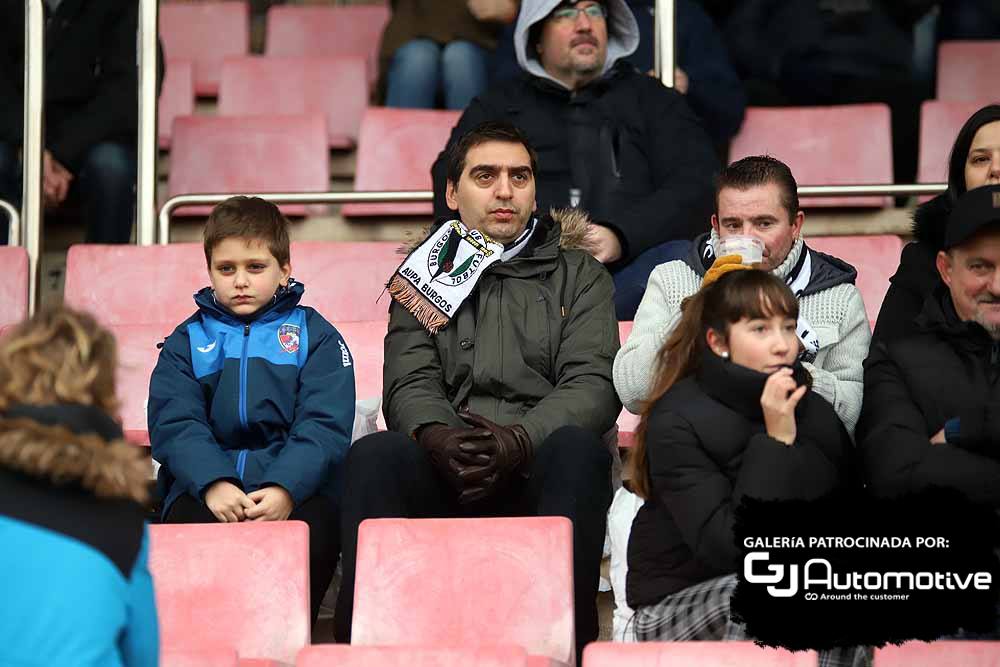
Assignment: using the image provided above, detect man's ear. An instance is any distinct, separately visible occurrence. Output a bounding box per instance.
[445,180,459,211]
[710,214,721,234]
[791,210,805,238]
[705,327,728,357]
[936,250,954,288]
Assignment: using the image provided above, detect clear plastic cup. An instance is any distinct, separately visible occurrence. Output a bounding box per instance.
[717,235,764,265]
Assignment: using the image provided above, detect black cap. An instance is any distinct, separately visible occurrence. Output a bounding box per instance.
[945,184,1000,249]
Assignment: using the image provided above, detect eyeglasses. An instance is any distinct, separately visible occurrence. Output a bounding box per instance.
[550,4,607,22]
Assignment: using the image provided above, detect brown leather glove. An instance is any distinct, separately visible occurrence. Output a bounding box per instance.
[701,254,753,287]
[416,423,494,496]
[457,412,533,502]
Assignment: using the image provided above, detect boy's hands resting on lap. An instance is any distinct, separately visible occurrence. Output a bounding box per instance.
[204,480,256,523]
[246,486,294,521]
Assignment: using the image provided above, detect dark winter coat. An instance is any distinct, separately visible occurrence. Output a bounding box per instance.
[626,350,853,608]
[0,0,154,171]
[149,282,356,516]
[859,286,1000,505]
[383,210,621,447]
[430,64,718,266]
[0,406,157,666]
[871,194,949,345]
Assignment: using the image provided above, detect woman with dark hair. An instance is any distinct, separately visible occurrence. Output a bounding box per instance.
[872,103,1000,344]
[0,306,158,666]
[625,269,856,661]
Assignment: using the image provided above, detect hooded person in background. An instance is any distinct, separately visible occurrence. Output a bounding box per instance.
[432,0,719,320]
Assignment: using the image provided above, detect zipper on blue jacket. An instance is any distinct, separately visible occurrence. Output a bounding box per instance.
[237,323,251,479]
[236,449,248,480]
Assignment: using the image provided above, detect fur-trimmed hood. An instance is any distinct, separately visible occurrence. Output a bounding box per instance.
[911,193,951,251]
[403,207,600,256]
[0,417,150,505]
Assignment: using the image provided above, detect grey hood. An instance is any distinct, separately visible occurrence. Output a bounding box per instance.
[514,0,640,88]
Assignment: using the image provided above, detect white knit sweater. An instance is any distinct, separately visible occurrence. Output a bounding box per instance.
[613,236,871,434]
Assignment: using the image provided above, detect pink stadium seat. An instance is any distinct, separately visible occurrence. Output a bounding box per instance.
[115,324,174,445]
[265,4,390,87]
[582,642,817,666]
[936,41,1000,103]
[807,235,903,326]
[730,105,894,207]
[168,114,329,217]
[149,521,310,665]
[160,2,249,97]
[219,56,368,149]
[159,60,194,149]
[296,645,529,667]
[918,100,988,184]
[0,246,28,328]
[342,107,461,218]
[162,648,238,667]
[352,517,576,666]
[875,641,1000,666]
[616,321,638,446]
[337,320,388,402]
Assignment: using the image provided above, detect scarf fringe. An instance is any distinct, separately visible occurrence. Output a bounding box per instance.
[387,273,449,334]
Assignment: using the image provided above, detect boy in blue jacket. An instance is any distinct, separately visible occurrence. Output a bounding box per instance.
[149,196,355,625]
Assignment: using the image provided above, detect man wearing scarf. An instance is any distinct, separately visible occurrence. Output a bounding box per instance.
[615,155,871,436]
[334,121,621,659]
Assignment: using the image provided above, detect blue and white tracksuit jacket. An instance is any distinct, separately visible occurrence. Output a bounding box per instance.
[149,281,355,516]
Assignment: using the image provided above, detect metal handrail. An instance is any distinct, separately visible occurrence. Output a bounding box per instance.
[23,0,44,314]
[136,0,158,246]
[0,199,20,247]
[157,183,948,244]
[655,0,676,88]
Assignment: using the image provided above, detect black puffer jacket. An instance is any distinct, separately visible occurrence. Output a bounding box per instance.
[430,64,718,265]
[871,194,950,345]
[626,351,853,608]
[859,286,1000,505]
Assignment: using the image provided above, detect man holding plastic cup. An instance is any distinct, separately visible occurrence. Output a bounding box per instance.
[613,155,871,435]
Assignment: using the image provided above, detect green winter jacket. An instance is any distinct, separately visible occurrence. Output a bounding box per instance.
[384,210,622,448]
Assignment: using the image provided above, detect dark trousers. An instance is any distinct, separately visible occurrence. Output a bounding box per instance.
[0,140,136,244]
[163,493,341,626]
[333,426,613,660]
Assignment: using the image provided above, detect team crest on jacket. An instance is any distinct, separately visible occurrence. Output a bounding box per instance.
[277,324,300,353]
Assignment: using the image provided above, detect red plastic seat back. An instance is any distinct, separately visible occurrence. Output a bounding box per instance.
[114,323,178,445]
[582,641,817,667]
[807,235,902,325]
[219,56,368,149]
[937,41,1000,102]
[65,244,208,327]
[160,2,249,96]
[337,321,388,407]
[162,648,239,667]
[297,645,529,667]
[0,246,28,328]
[160,60,194,149]
[918,100,988,184]
[730,105,894,207]
[875,640,1000,666]
[149,522,310,664]
[343,108,460,217]
[292,241,399,322]
[352,517,575,665]
[265,5,390,87]
[168,114,329,217]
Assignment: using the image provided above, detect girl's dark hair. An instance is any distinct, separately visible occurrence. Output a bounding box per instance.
[627,270,800,500]
[947,104,1000,204]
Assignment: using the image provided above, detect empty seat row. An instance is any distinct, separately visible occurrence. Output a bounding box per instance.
[159,100,984,222]
[149,518,1000,666]
[159,2,389,97]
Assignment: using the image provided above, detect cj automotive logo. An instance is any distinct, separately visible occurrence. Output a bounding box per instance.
[744,551,992,600]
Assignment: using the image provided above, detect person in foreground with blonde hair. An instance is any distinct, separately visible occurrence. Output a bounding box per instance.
[0,306,159,666]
